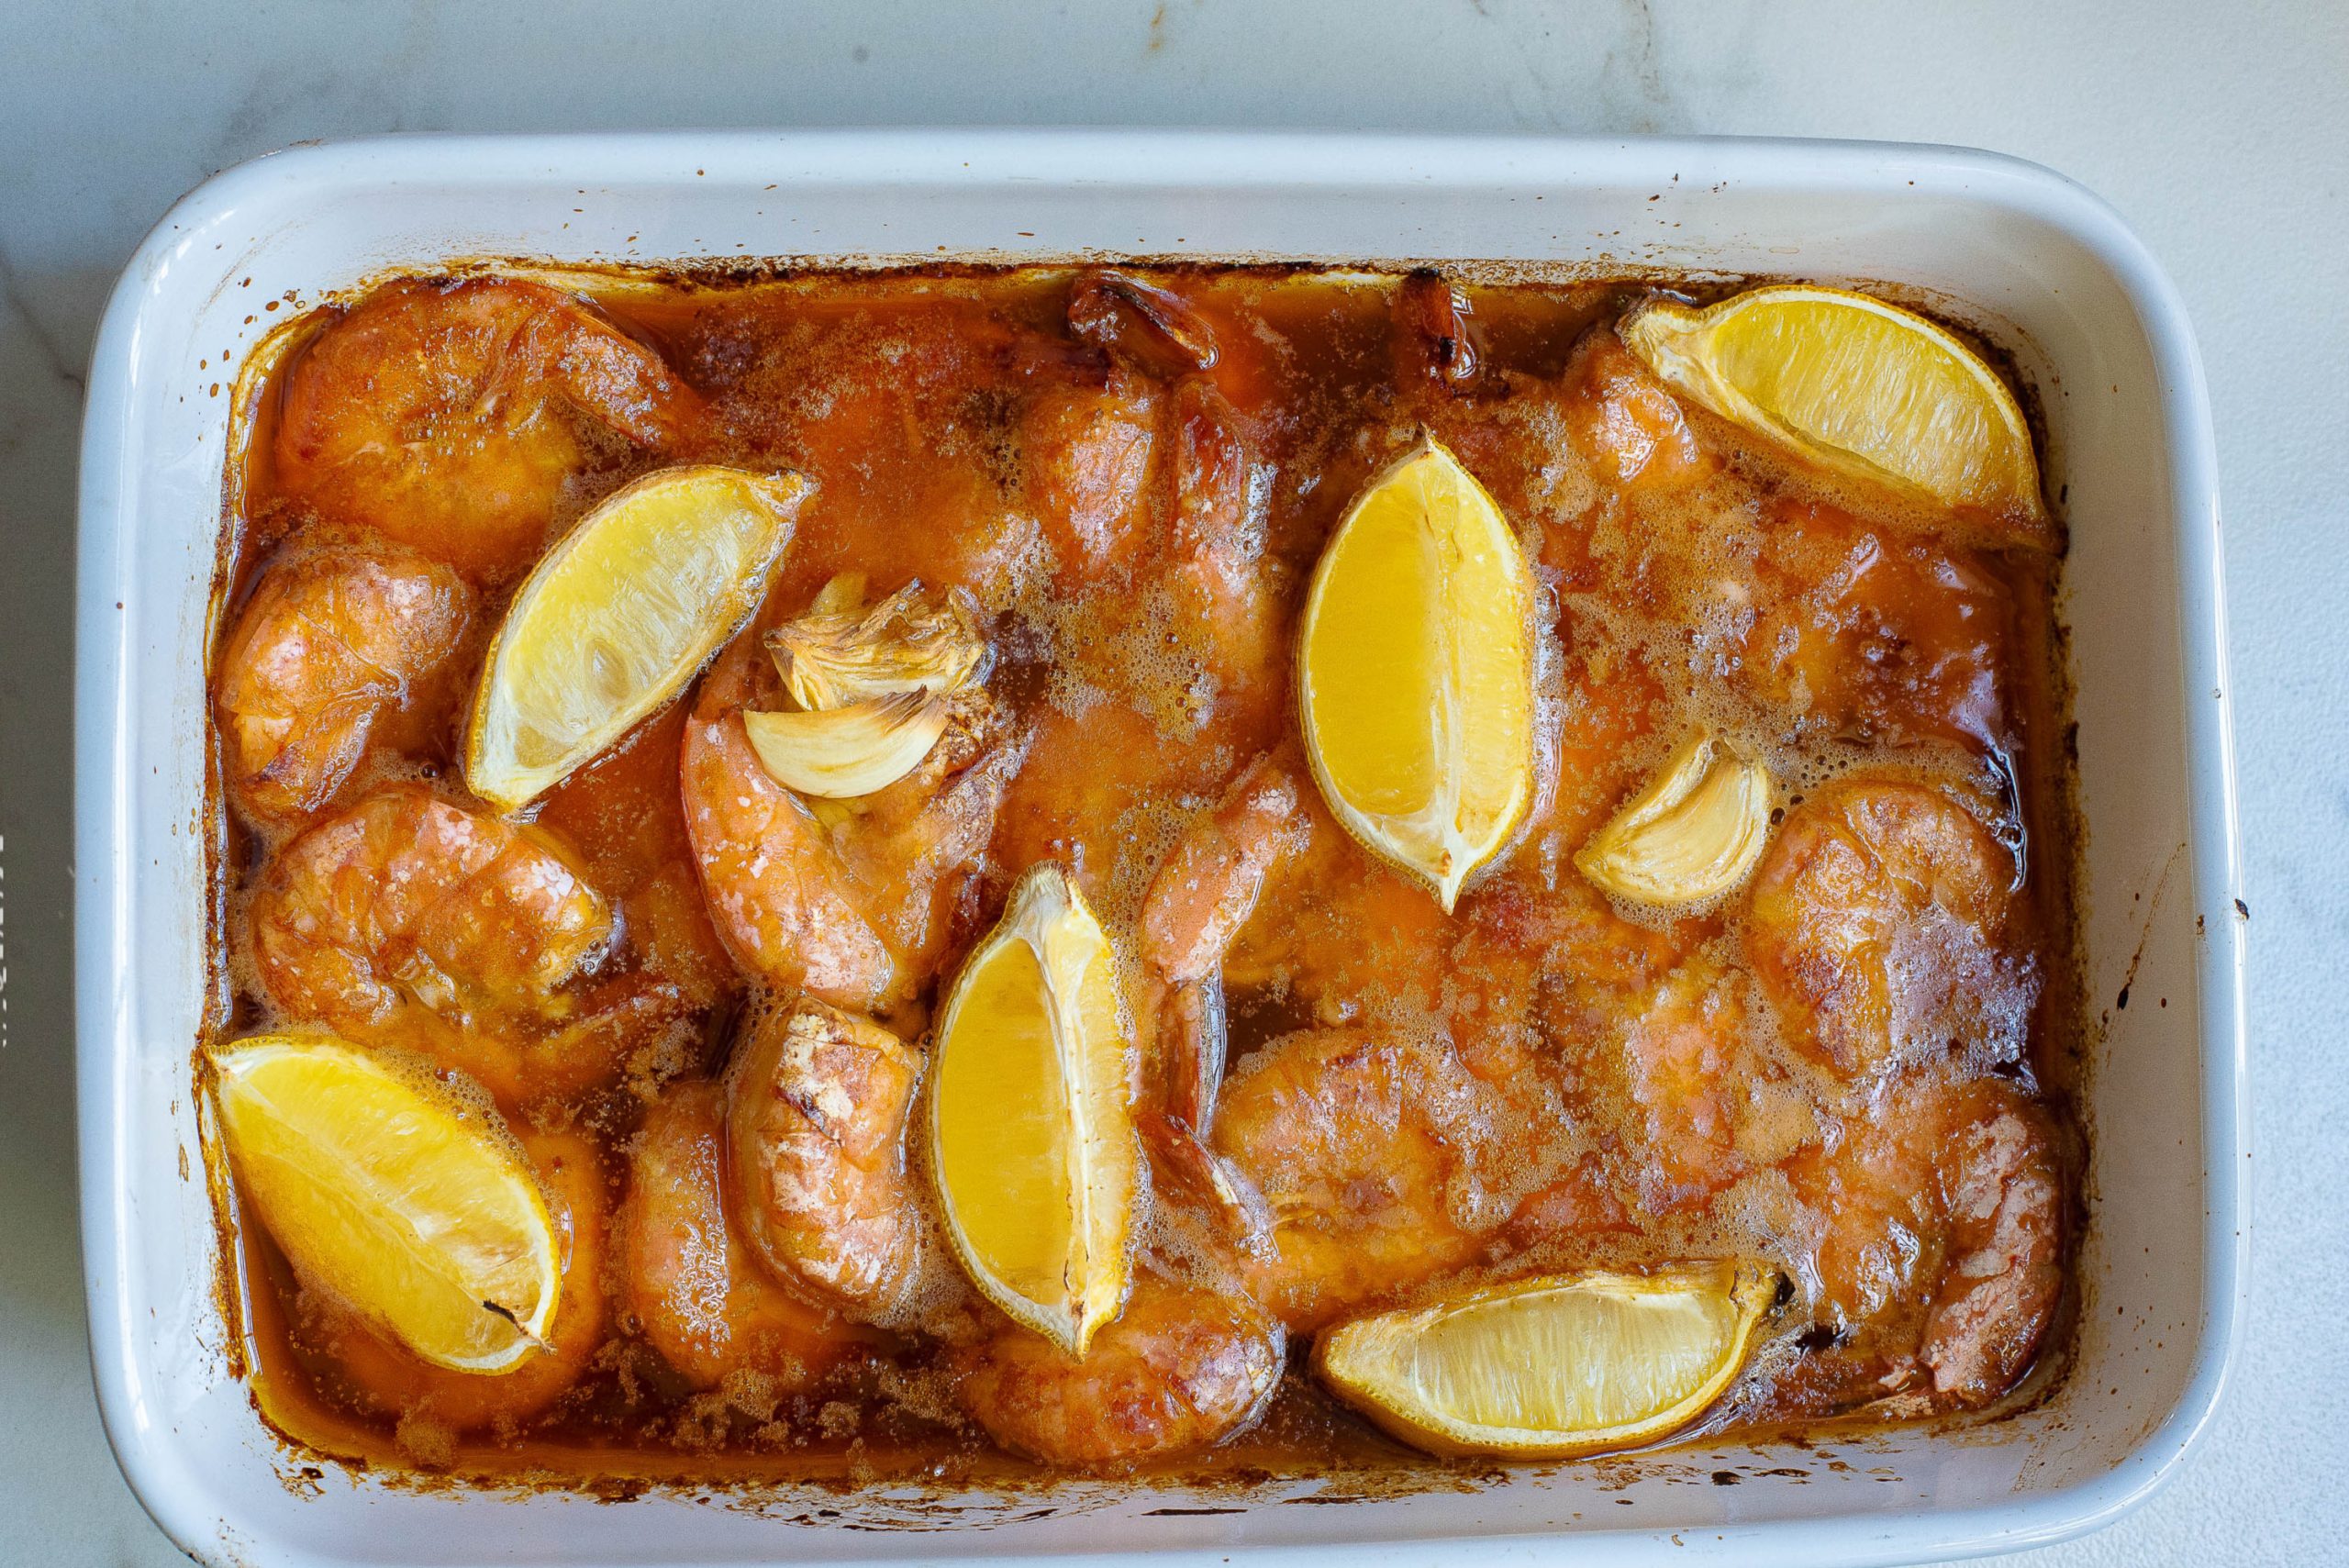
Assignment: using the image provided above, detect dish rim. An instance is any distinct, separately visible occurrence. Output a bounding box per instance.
[73,127,2246,1567]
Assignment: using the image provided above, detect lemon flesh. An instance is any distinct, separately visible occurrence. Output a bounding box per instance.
[1619,285,2050,545]
[209,1034,560,1373]
[1298,437,1535,912]
[466,464,808,812]
[930,864,1136,1355]
[1316,1262,1769,1459]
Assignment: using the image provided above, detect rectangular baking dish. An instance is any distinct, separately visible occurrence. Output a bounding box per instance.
[76,129,2244,1568]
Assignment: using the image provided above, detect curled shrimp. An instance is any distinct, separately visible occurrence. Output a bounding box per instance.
[1743,501,2020,754]
[1212,1026,1556,1331]
[1163,375,1284,707]
[274,277,708,578]
[1021,272,1286,706]
[1131,753,1315,1255]
[950,1273,1284,1468]
[615,1078,871,1394]
[248,782,674,1104]
[1612,957,1820,1216]
[1089,274,1285,703]
[314,1130,607,1435]
[1019,362,1158,583]
[214,541,473,827]
[723,997,926,1320]
[1779,1073,2066,1412]
[1138,754,1310,1118]
[1746,777,2037,1082]
[680,619,1014,1020]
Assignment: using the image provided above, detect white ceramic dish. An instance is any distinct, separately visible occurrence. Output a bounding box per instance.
[76,130,2243,1568]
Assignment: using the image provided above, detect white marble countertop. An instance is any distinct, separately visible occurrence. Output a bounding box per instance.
[3,3,2341,1563]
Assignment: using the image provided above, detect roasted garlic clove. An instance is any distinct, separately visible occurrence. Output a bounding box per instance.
[807,571,868,617]
[1575,730,1773,906]
[766,576,987,712]
[743,690,955,799]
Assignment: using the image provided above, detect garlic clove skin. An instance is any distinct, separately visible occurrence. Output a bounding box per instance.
[743,690,954,799]
[1575,730,1773,907]
[766,578,987,712]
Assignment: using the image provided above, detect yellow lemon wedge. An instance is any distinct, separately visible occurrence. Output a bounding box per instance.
[1297,436,1536,913]
[208,1033,560,1373]
[1619,285,2051,546]
[929,863,1137,1356]
[465,464,808,812]
[1315,1262,1773,1459]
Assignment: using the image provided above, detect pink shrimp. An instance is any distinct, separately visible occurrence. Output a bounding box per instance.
[614,1079,872,1393]
[1778,1073,2066,1412]
[275,276,709,578]
[723,997,927,1321]
[213,540,473,827]
[247,783,676,1104]
[1746,776,2036,1082]
[680,621,1014,1022]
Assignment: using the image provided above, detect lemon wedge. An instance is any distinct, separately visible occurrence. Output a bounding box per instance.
[1316,1262,1771,1459]
[1619,286,2050,545]
[929,863,1137,1355]
[1297,437,1536,912]
[466,465,808,812]
[208,1033,561,1373]
[1576,729,1773,906]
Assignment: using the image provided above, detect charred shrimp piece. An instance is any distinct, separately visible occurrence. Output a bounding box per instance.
[724,997,927,1321]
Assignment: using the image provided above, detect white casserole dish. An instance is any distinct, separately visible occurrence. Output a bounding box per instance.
[75,129,2244,1568]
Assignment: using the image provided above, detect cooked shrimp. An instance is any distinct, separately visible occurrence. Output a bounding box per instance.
[1020,368,1159,582]
[1163,375,1282,702]
[1128,754,1311,1251]
[274,277,708,577]
[248,783,671,1103]
[949,1273,1283,1467]
[215,541,473,827]
[1212,1027,1555,1330]
[1393,270,1485,393]
[1138,755,1310,1109]
[1613,957,1821,1215]
[317,1130,607,1434]
[1205,772,1677,1042]
[615,1079,871,1393]
[681,624,1014,1020]
[724,998,925,1320]
[1746,777,2037,1082]
[1026,272,1286,704]
[1780,1073,2065,1411]
[1575,333,1709,489]
[1742,500,2019,753]
[1115,279,1286,705]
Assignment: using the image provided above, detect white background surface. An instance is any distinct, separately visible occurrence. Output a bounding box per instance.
[2,3,2340,1564]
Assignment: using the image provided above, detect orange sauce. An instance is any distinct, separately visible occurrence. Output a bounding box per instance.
[206,263,2081,1491]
